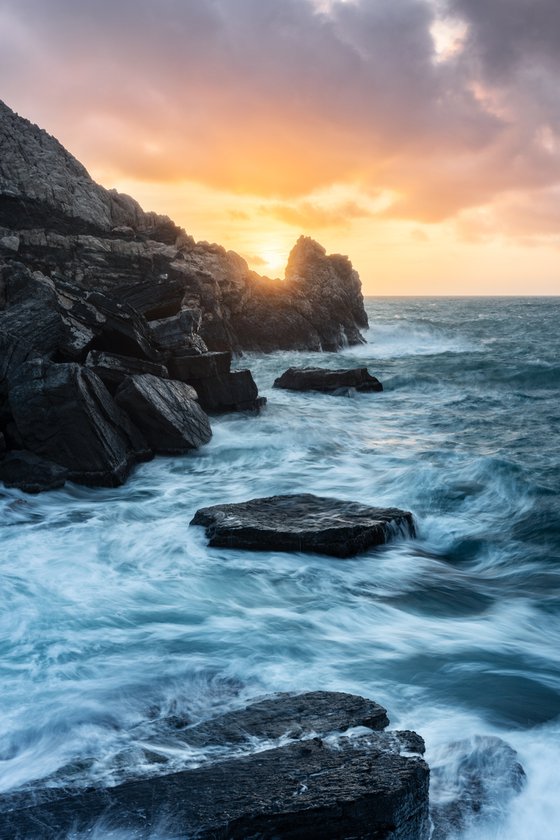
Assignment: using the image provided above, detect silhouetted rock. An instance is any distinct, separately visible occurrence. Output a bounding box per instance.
[430,735,526,839]
[274,366,383,394]
[0,691,429,840]
[8,360,151,486]
[192,493,415,557]
[1,101,368,354]
[115,374,212,454]
[0,450,68,493]
[85,350,169,392]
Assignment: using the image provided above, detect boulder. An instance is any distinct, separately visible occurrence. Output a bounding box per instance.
[0,692,429,840]
[191,493,415,557]
[148,309,206,354]
[168,350,232,381]
[274,366,383,394]
[85,350,169,392]
[0,450,68,493]
[8,360,151,486]
[191,369,265,414]
[115,374,212,454]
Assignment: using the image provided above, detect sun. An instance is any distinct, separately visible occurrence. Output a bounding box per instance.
[259,247,286,275]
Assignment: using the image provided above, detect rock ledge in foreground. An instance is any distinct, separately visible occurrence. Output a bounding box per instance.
[274,366,383,394]
[191,493,415,557]
[0,691,429,840]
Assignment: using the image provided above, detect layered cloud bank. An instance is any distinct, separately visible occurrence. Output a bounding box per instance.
[2,0,560,292]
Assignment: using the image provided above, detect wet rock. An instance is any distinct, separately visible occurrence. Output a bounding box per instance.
[430,735,526,839]
[179,690,390,747]
[191,493,415,557]
[85,350,169,392]
[274,366,383,394]
[0,692,429,840]
[192,369,265,414]
[9,360,151,486]
[168,350,232,382]
[0,450,68,493]
[115,374,212,454]
[149,309,206,354]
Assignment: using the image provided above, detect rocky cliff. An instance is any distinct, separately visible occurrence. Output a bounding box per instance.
[0,99,368,353]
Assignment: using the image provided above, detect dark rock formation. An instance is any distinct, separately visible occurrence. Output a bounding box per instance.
[0,450,68,493]
[114,374,212,454]
[191,493,415,557]
[173,690,390,747]
[430,735,526,839]
[0,691,429,840]
[274,366,383,394]
[84,350,169,392]
[8,360,151,486]
[0,100,368,355]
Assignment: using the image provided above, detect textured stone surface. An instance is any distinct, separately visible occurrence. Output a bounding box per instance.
[115,374,212,453]
[192,493,415,557]
[274,366,383,394]
[0,450,68,493]
[191,368,265,413]
[178,690,390,747]
[85,350,169,391]
[0,692,429,840]
[9,360,151,486]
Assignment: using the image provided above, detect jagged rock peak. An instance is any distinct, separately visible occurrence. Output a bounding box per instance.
[0,99,180,242]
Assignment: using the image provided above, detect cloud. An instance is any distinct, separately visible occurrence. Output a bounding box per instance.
[2,0,560,241]
[262,199,372,229]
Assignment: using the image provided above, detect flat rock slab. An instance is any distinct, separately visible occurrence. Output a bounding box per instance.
[0,734,429,840]
[151,690,390,748]
[191,493,415,557]
[274,366,383,394]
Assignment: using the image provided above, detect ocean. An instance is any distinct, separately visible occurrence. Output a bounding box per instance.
[1,296,559,838]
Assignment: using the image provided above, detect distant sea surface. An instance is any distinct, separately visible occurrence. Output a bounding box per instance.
[1,297,559,838]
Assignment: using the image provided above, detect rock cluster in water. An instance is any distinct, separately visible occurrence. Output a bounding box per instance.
[0,691,431,839]
[0,99,369,491]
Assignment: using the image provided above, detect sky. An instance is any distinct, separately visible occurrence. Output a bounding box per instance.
[1,0,560,294]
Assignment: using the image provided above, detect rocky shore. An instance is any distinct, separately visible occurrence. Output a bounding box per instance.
[0,99,529,839]
[0,99,369,492]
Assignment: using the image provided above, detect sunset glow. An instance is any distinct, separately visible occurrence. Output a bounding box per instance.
[1,0,559,294]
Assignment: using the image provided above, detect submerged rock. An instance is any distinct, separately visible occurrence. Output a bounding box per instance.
[191,493,415,557]
[430,735,526,839]
[274,366,383,394]
[0,691,429,840]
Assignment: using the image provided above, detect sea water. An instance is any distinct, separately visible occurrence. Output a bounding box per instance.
[1,297,559,838]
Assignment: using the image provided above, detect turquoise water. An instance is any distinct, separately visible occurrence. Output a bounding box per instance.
[1,297,559,838]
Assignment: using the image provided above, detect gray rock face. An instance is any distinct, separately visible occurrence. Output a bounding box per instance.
[191,493,416,557]
[0,691,430,840]
[115,374,212,454]
[85,350,169,392]
[274,366,383,394]
[9,360,151,486]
